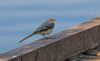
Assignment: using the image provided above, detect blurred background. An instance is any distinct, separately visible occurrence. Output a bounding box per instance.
[0,0,100,53]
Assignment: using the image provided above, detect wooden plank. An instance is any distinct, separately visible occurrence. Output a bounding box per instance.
[0,58,6,61]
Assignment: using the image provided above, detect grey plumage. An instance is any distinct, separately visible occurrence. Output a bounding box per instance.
[19,18,56,43]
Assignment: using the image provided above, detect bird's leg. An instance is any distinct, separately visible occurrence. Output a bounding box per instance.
[42,35,48,39]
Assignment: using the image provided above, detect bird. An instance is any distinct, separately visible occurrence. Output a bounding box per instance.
[18,18,56,43]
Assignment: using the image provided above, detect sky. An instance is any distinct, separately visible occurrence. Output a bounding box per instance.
[0,0,100,53]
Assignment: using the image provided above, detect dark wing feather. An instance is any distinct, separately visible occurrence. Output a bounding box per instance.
[34,21,54,34]
[34,26,52,34]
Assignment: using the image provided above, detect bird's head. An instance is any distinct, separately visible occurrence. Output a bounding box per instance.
[48,18,56,23]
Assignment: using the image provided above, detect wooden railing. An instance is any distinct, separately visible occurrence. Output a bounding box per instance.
[0,17,100,61]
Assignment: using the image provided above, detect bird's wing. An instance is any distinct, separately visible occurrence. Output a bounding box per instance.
[34,26,50,33]
[34,21,55,34]
[33,21,49,32]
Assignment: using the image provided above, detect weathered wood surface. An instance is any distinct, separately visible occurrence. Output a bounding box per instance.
[0,58,6,61]
[0,17,100,61]
[68,47,100,61]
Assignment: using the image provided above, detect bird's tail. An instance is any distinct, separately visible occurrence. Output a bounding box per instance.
[18,33,34,43]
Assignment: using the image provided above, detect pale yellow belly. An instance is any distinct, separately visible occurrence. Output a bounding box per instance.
[39,29,53,35]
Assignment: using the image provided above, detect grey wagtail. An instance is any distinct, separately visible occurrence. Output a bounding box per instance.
[19,18,56,43]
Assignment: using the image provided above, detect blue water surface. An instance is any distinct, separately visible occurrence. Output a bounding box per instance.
[0,0,100,53]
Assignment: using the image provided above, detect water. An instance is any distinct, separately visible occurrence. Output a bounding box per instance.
[0,0,100,53]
